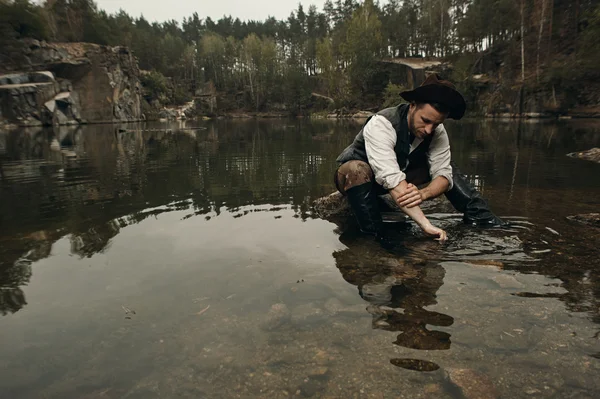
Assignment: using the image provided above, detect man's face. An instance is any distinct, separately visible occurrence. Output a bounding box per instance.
[408,103,448,140]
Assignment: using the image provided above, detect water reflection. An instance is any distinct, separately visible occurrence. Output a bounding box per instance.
[1,119,600,321]
[1,118,600,397]
[0,120,356,315]
[334,232,452,357]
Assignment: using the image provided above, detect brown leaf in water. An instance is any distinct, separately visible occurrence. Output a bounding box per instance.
[195,305,210,316]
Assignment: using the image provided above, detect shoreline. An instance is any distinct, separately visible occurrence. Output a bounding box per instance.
[5,112,600,130]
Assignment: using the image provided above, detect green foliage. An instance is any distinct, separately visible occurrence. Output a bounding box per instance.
[0,0,48,40]
[140,70,169,103]
[1,0,598,112]
[172,86,193,106]
[342,0,383,100]
[578,4,600,74]
[0,0,48,68]
[382,83,408,109]
[242,34,281,111]
[282,62,313,115]
[450,53,478,85]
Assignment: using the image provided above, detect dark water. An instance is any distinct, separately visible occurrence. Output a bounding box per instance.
[0,118,599,398]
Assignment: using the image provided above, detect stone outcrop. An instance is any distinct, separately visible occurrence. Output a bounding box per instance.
[1,71,62,126]
[0,40,142,127]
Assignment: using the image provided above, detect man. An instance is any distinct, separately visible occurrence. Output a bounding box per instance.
[335,74,504,241]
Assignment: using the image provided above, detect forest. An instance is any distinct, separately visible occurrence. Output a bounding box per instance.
[1,0,600,114]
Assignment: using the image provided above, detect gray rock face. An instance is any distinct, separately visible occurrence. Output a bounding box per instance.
[0,73,60,127]
[0,40,143,127]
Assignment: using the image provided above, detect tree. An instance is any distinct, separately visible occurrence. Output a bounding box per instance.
[316,36,347,100]
[342,0,384,101]
[200,33,227,89]
[242,34,279,111]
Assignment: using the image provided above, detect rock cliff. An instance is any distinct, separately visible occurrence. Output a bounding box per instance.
[0,40,142,127]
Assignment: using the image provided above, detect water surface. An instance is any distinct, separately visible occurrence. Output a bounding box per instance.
[1,118,599,398]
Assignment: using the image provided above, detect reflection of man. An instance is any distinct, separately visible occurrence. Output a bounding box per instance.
[333,234,453,351]
[335,74,504,242]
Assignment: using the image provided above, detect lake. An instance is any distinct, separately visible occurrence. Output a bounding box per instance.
[1,118,599,398]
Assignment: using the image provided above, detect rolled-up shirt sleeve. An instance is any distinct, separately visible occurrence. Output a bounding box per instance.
[428,124,453,191]
[363,115,406,190]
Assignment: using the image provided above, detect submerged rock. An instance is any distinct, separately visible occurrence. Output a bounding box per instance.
[445,368,498,399]
[262,303,291,331]
[390,358,440,372]
[567,213,600,228]
[492,274,524,289]
[567,148,600,164]
[291,303,326,325]
[323,298,345,315]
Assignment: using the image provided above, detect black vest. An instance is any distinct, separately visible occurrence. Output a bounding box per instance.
[336,104,433,172]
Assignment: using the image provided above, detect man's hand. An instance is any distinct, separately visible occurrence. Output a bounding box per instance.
[390,181,425,208]
[421,222,448,241]
[398,183,425,208]
[390,181,448,242]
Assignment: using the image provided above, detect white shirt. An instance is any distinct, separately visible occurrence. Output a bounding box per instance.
[363,115,453,191]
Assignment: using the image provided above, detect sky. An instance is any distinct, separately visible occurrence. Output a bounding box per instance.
[93,0,329,23]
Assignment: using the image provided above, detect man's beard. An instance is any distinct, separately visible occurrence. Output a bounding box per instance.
[407,107,416,136]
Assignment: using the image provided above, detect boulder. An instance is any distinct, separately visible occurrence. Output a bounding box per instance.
[313,191,409,223]
[313,191,351,220]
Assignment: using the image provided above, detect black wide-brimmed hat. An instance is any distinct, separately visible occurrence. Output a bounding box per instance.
[400,74,466,120]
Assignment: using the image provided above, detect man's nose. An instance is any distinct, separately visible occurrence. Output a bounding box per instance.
[425,125,434,134]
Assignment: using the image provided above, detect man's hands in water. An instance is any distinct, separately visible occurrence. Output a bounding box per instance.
[390,181,425,208]
[390,181,447,242]
[421,222,448,241]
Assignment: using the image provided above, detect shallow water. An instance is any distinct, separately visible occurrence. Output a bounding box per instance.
[0,118,599,398]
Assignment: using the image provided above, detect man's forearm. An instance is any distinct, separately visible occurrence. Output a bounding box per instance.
[421,176,450,201]
[390,181,447,240]
[399,203,433,230]
[391,181,430,227]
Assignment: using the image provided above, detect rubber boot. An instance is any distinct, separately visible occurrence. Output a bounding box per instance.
[345,182,402,250]
[445,163,506,226]
[345,182,383,236]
